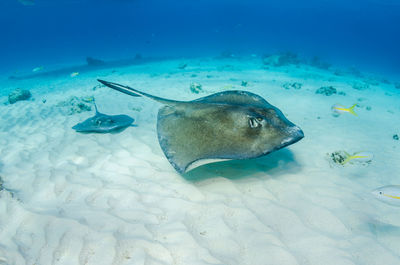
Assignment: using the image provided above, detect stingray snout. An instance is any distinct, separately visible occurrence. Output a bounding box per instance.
[292,125,304,139]
[281,125,304,147]
[290,125,304,139]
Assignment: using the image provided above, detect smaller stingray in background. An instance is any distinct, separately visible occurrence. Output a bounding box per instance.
[72,102,135,133]
[98,79,304,173]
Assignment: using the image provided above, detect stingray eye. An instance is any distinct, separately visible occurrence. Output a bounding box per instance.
[379,191,383,195]
[249,117,261,128]
[256,117,263,122]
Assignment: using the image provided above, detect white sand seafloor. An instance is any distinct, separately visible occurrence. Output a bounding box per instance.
[0,57,400,265]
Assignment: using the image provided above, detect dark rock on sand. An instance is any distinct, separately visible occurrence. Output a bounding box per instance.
[8,88,32,104]
[352,82,369,90]
[393,134,399,140]
[315,86,337,96]
[283,82,302,90]
[56,96,93,115]
[329,151,347,165]
[190,82,202,94]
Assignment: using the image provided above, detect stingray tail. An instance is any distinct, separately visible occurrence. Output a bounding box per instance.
[92,98,99,114]
[97,79,178,105]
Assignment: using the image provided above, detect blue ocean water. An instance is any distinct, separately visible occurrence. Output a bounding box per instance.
[1,0,399,77]
[2,1,400,264]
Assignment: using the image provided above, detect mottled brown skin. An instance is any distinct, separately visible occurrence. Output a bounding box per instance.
[97,80,304,174]
[157,95,303,173]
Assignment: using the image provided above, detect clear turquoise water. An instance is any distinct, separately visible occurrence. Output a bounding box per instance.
[1,0,399,77]
[1,1,400,264]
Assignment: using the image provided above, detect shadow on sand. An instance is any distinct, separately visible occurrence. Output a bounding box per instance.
[183,148,302,182]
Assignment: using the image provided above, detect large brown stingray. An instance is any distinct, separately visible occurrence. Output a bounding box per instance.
[98,79,304,173]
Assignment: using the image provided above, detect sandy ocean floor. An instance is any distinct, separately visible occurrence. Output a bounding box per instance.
[0,56,400,265]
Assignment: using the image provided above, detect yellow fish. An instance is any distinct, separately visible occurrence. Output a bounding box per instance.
[341,151,373,165]
[70,72,79,77]
[32,66,44,72]
[82,96,94,103]
[331,103,357,116]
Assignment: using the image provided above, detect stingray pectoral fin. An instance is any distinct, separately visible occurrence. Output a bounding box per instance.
[159,141,231,173]
[97,79,180,106]
[186,158,232,172]
[157,105,235,173]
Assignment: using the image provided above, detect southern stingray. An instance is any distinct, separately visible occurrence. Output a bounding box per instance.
[98,79,304,173]
[72,102,134,133]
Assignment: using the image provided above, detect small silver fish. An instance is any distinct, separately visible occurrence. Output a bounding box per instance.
[372,185,400,206]
[32,66,43,72]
